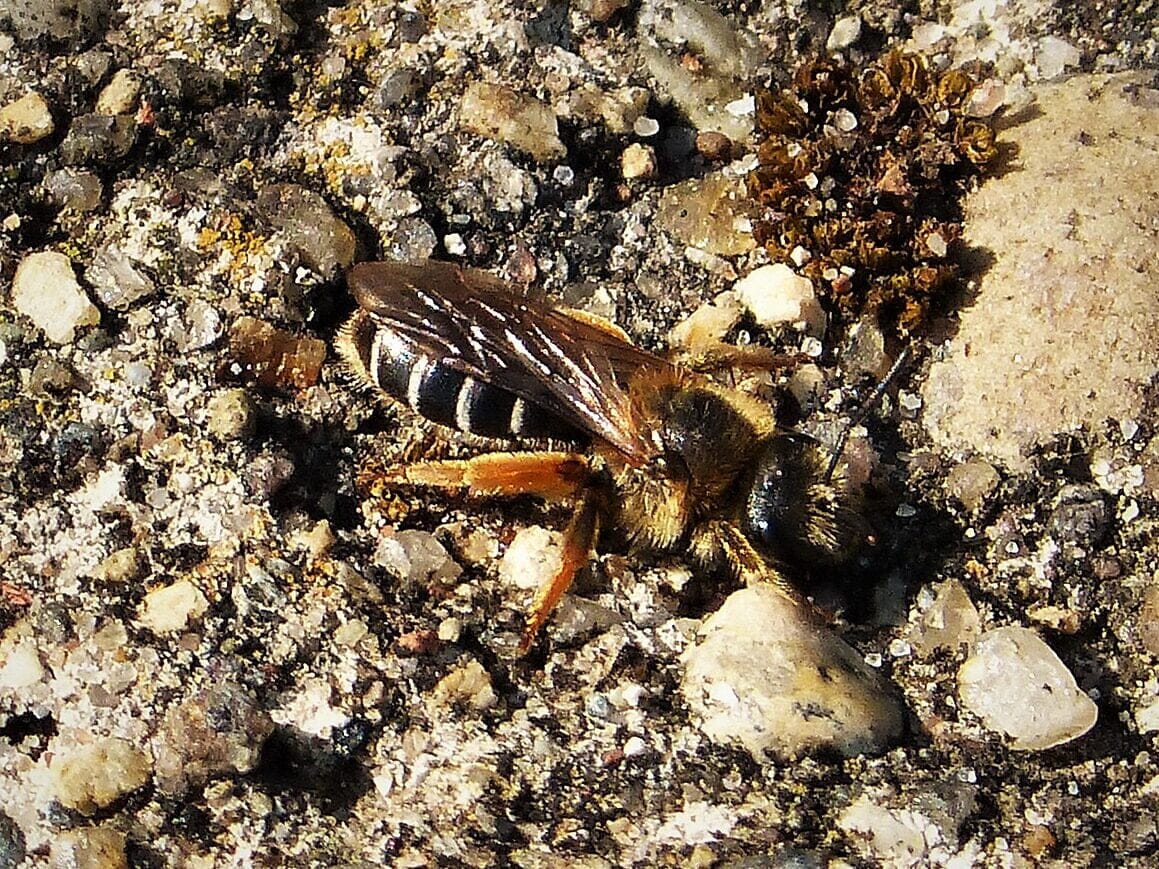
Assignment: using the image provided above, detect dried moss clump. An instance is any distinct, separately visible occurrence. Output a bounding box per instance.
[748,52,998,335]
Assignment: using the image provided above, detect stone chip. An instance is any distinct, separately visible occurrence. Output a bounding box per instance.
[681,585,904,760]
[11,251,100,344]
[52,737,151,814]
[958,626,1098,750]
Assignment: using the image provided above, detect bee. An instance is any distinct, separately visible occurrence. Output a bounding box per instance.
[337,260,868,652]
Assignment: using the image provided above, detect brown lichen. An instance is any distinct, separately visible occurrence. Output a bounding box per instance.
[748,51,998,336]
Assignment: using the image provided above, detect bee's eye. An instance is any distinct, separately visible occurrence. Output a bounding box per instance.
[742,434,815,556]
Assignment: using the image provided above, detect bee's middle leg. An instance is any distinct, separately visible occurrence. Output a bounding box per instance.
[678,343,808,377]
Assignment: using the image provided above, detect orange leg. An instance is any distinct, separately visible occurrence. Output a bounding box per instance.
[390,451,592,501]
[518,490,603,654]
[379,450,605,652]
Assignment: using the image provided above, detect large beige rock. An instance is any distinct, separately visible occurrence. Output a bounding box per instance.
[922,73,1159,471]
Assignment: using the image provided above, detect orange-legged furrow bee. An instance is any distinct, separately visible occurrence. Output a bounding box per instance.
[337,259,870,653]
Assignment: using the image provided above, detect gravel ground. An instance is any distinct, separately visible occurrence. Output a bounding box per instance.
[1,0,1157,866]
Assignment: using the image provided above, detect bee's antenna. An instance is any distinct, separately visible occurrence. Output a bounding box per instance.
[824,345,913,482]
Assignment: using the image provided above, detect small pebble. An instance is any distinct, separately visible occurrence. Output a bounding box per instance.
[695,130,731,160]
[958,626,1098,750]
[85,246,156,310]
[581,0,630,23]
[152,683,274,796]
[633,116,660,137]
[833,108,858,133]
[621,142,656,179]
[93,547,145,584]
[206,388,257,441]
[944,458,1001,513]
[965,79,1006,118]
[397,8,427,42]
[0,815,26,869]
[733,264,825,336]
[1048,484,1109,548]
[842,319,889,377]
[839,786,975,866]
[138,580,210,633]
[460,82,565,162]
[257,183,356,276]
[1027,605,1081,634]
[908,579,981,657]
[826,15,862,52]
[43,168,104,211]
[1036,36,1081,80]
[385,216,438,263]
[95,69,142,116]
[52,738,151,814]
[0,91,54,144]
[0,641,44,689]
[681,585,904,760]
[444,233,466,256]
[52,826,127,868]
[498,526,561,592]
[656,172,756,256]
[379,67,420,108]
[228,317,326,389]
[437,617,462,643]
[11,251,100,344]
[60,114,136,165]
[431,660,497,711]
[668,291,744,354]
[176,299,223,351]
[375,529,462,586]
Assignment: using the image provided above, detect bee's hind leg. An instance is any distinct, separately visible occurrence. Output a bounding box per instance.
[386,450,592,501]
[374,449,605,653]
[519,487,604,654]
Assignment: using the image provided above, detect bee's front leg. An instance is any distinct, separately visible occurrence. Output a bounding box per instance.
[687,519,795,596]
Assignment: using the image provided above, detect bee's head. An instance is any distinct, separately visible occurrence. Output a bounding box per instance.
[742,433,866,566]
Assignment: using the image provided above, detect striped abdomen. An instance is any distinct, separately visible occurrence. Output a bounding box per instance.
[339,310,583,442]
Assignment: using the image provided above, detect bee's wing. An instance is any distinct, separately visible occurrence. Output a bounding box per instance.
[348,261,675,462]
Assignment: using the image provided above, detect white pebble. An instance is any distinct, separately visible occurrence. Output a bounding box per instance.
[375,529,462,585]
[681,585,903,760]
[12,251,100,343]
[1036,36,1081,80]
[138,580,210,633]
[958,626,1098,750]
[733,263,825,336]
[633,116,660,137]
[0,641,44,688]
[444,233,466,256]
[827,15,862,52]
[499,526,561,591]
